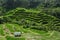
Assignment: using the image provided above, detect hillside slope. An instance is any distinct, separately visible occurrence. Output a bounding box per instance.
[0,23,60,40]
[1,8,60,31]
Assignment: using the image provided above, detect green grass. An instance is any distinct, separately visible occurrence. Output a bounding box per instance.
[6,36,25,40]
[0,37,6,40]
[0,23,60,40]
[0,24,5,36]
[5,24,15,32]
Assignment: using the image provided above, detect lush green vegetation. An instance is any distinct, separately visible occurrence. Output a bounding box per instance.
[0,0,60,40]
[0,8,60,32]
[0,23,60,40]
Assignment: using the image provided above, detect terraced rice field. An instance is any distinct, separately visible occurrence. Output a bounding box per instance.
[0,23,60,40]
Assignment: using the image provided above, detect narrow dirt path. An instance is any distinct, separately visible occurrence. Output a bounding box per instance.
[22,33,41,40]
[21,28,41,40]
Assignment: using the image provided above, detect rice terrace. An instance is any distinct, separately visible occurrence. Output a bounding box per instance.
[0,0,60,40]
